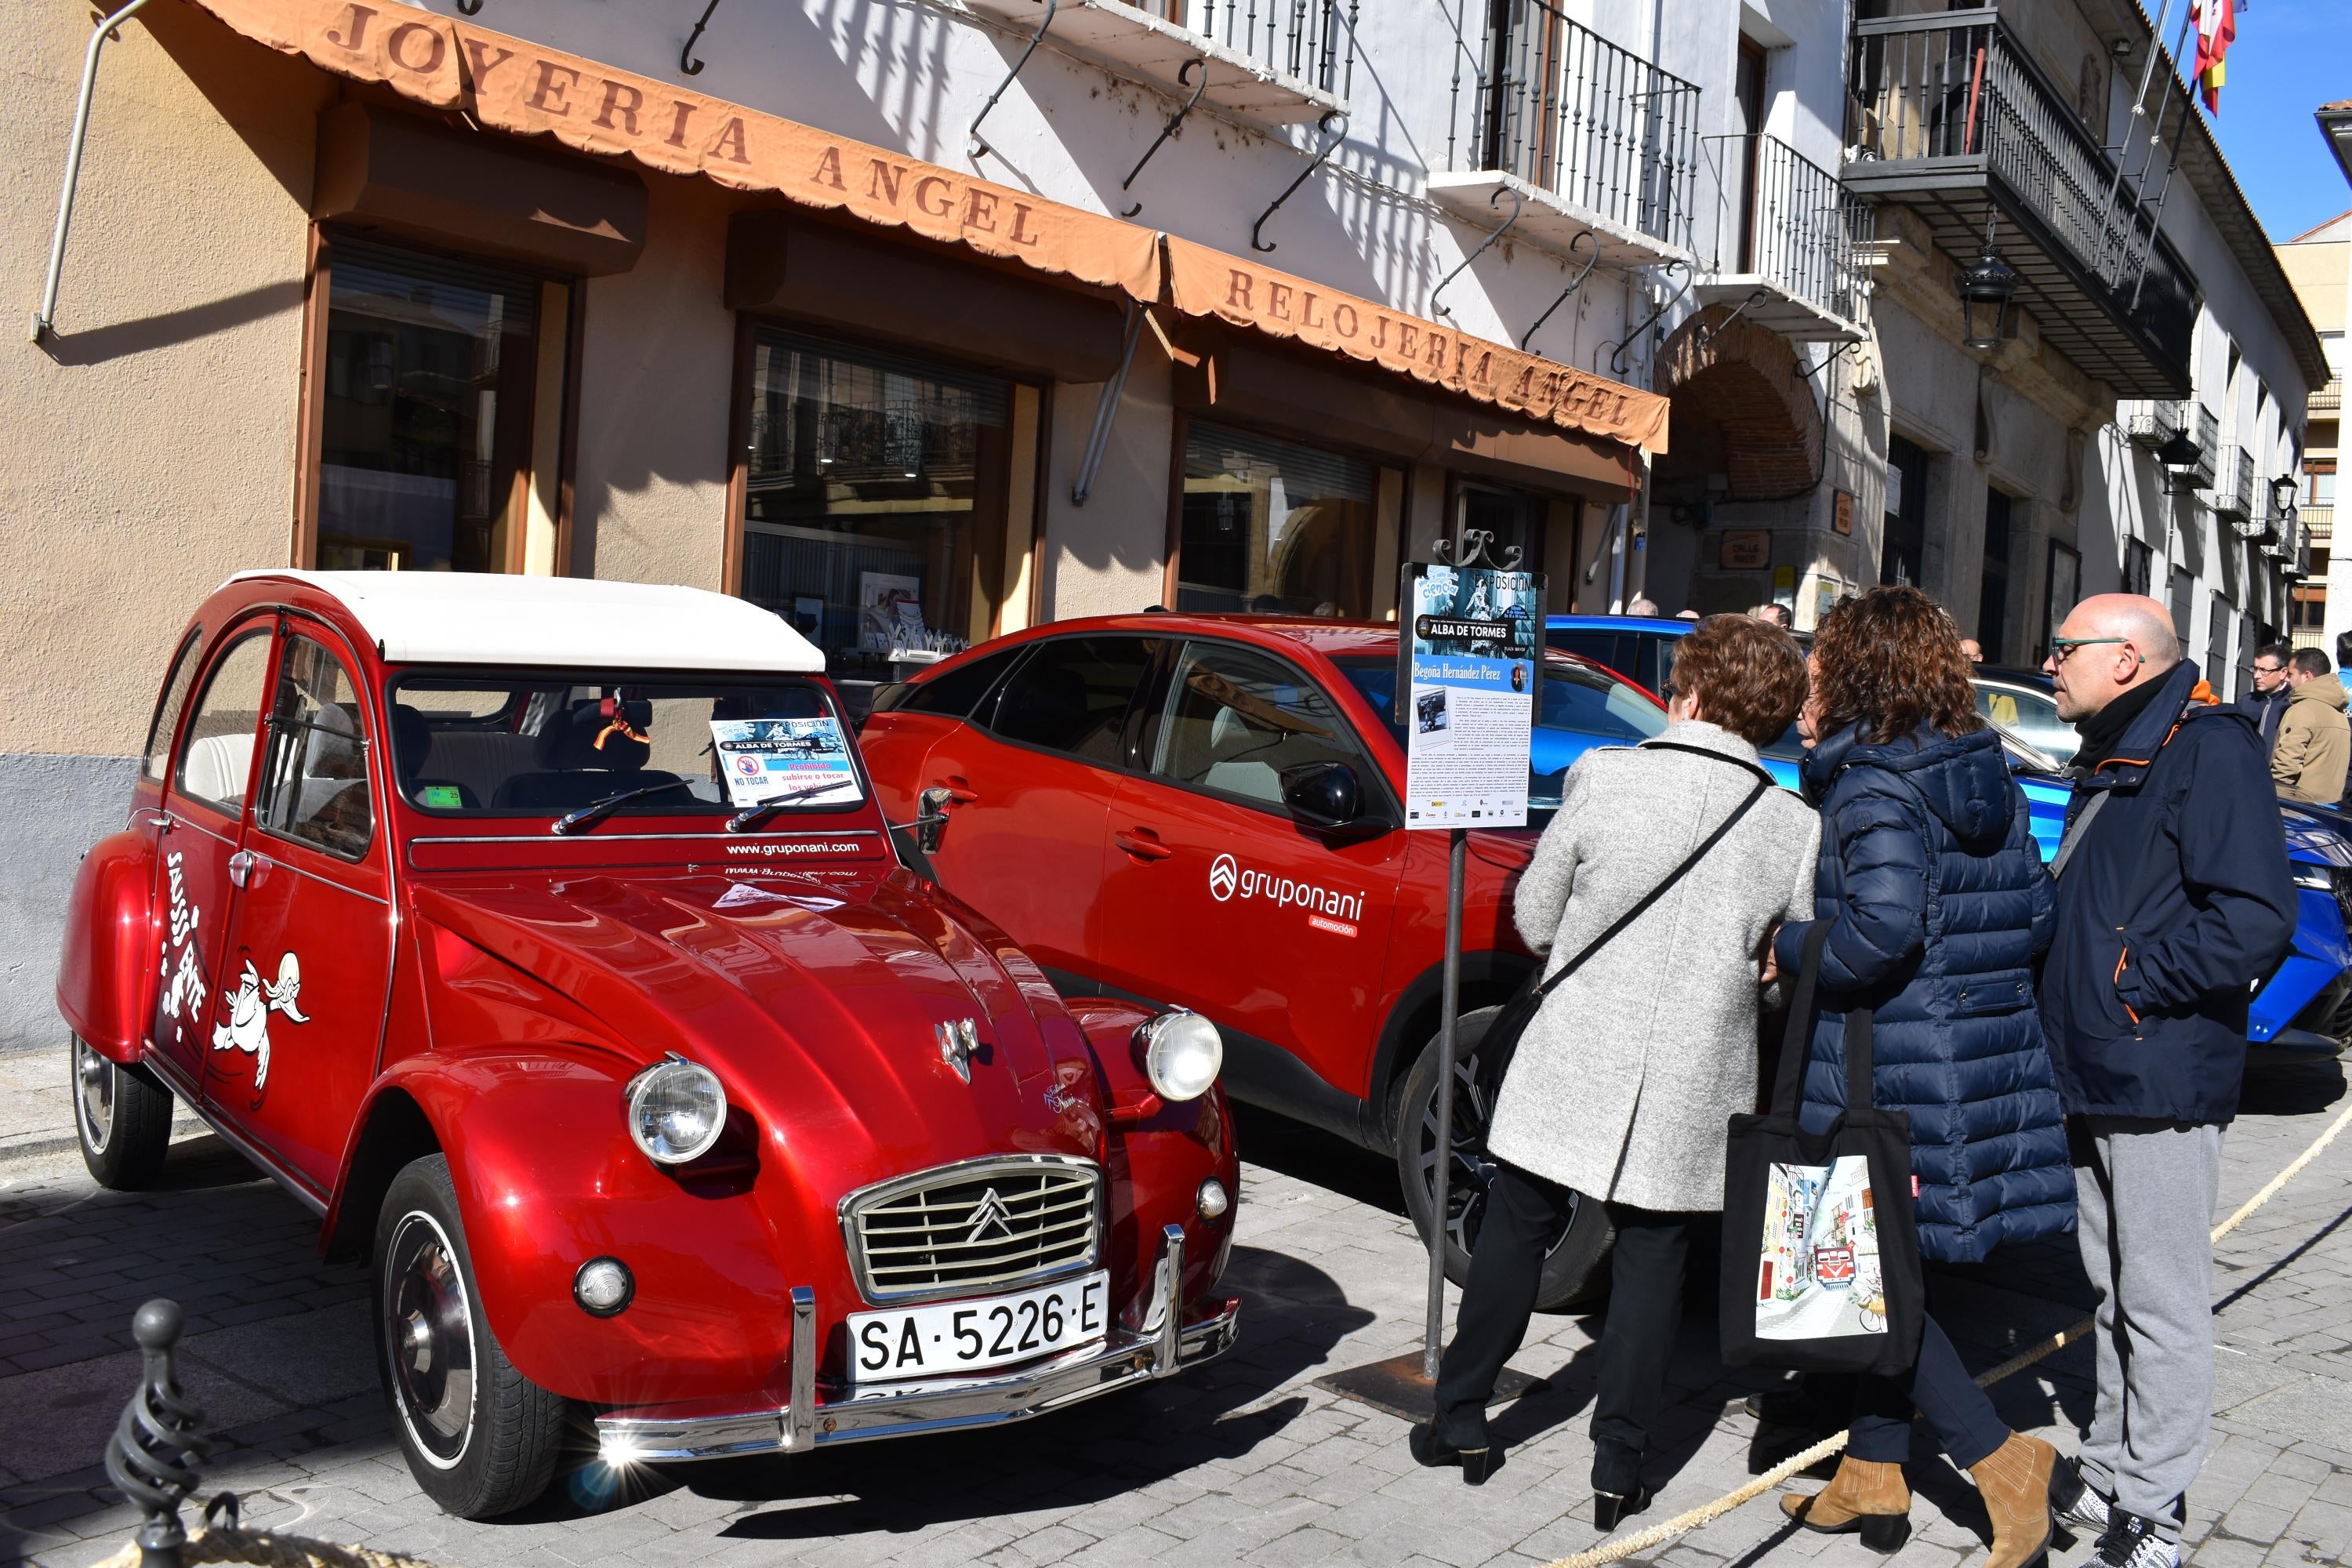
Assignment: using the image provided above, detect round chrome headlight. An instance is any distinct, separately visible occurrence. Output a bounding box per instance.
[1138,1011,1222,1103]
[624,1055,727,1164]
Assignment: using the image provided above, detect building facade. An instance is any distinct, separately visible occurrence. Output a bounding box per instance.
[2282,211,2347,657]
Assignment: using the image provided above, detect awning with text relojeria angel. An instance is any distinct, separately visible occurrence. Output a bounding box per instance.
[176,0,1668,456]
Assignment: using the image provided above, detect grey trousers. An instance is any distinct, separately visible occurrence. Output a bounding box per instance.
[2071,1116,2225,1542]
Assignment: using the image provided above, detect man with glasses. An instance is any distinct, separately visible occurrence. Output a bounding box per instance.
[2235,641,2293,749]
[2036,596,2295,1568]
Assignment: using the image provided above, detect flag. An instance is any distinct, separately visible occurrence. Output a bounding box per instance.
[2191,0,2237,115]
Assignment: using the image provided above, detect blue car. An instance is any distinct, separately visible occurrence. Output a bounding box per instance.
[1544,614,2352,1061]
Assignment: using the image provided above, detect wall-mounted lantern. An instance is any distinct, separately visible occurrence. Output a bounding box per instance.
[1955,214,2020,351]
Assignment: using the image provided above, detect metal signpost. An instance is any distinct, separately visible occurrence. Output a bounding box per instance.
[1319,530,1540,1415]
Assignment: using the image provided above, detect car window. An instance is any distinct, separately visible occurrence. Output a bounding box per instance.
[173,630,275,818]
[1545,630,1617,670]
[1149,642,1370,809]
[899,645,1027,721]
[1975,681,2077,764]
[390,676,855,815]
[255,635,373,860]
[143,630,205,783]
[1539,661,1671,741]
[989,637,1157,764]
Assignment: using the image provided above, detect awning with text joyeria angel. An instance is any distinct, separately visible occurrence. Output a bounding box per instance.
[180,0,1670,457]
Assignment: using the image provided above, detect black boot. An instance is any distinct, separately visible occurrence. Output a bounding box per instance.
[1409,1422,1496,1485]
[1592,1439,1652,1530]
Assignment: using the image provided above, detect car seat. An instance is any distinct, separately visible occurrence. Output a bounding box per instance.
[390,705,483,810]
[493,702,678,810]
[1200,702,1283,804]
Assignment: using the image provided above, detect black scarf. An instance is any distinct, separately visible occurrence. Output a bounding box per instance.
[2071,673,2172,775]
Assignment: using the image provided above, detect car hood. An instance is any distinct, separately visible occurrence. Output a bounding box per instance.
[410,866,1101,1179]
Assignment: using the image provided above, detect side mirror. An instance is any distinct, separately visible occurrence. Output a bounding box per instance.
[1279,761,1363,830]
[915,786,953,854]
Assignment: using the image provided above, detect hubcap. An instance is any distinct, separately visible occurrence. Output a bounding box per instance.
[383,1213,476,1467]
[1414,1044,1575,1263]
[74,1038,114,1154]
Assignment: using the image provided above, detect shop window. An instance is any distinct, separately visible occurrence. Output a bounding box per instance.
[315,240,563,573]
[1882,435,1929,587]
[1178,424,1380,617]
[741,330,1014,679]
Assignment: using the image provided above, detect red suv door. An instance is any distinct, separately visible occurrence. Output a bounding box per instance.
[1092,637,1406,1123]
[912,635,1163,971]
[202,629,396,1195]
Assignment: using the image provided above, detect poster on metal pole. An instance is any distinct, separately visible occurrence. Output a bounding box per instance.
[1402,540,1541,1382]
[1396,558,1543,828]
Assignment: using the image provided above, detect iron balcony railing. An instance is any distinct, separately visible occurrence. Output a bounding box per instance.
[1702,132,1873,329]
[1846,12,2195,373]
[2124,399,2186,449]
[1171,1,1358,95]
[2192,405,2220,486]
[2214,445,2256,522]
[1442,0,1699,249]
[2314,379,2343,414]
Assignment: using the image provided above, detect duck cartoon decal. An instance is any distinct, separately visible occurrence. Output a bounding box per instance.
[212,950,310,1099]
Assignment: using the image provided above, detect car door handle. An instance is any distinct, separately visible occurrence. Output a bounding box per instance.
[142,811,173,833]
[934,780,981,804]
[226,850,271,888]
[1114,831,1174,862]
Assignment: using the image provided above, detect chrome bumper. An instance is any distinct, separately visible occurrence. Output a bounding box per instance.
[595,1224,1239,1465]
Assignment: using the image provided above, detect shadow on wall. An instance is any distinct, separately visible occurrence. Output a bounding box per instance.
[1,755,138,1054]
[40,281,304,368]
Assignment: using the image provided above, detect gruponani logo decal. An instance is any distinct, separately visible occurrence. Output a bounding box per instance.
[1206,853,1363,936]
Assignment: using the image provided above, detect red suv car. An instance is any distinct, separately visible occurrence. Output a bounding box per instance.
[861,615,1670,1305]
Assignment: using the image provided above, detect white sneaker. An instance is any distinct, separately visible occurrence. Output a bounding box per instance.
[2050,1457,2112,1534]
[2091,1511,2181,1568]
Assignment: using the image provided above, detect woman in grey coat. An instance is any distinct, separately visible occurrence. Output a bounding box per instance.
[1417,615,1820,1522]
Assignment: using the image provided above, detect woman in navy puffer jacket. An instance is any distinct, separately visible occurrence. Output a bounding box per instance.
[1772,588,2073,1568]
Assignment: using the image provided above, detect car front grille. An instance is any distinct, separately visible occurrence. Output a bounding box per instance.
[840,1156,1102,1303]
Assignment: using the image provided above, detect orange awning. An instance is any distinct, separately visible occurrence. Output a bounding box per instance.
[180,0,1668,456]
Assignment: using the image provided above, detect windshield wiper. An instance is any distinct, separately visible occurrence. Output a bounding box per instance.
[725,777,847,833]
[551,779,703,835]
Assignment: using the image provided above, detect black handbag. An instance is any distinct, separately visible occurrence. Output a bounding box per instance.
[1718,920,1924,1375]
[1475,745,1773,1093]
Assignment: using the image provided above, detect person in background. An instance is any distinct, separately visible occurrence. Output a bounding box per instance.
[1753,603,1794,630]
[2236,643,2293,750]
[1675,609,1703,622]
[1772,586,2071,1568]
[1627,595,1662,617]
[2270,648,2348,804]
[2039,595,2295,1568]
[1960,637,1984,663]
[1416,616,1817,1527]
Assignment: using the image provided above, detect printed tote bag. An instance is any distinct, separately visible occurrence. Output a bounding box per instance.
[1719,921,1924,1375]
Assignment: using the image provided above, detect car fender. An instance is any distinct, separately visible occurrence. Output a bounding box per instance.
[1066,996,1240,1314]
[56,826,156,1060]
[341,1048,801,1407]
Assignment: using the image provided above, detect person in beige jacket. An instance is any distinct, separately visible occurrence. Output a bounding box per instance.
[1414,615,1818,1522]
[2271,648,2349,804]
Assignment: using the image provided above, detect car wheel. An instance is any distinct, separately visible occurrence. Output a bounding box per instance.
[374,1154,566,1519]
[73,1034,172,1190]
[1393,1007,1616,1312]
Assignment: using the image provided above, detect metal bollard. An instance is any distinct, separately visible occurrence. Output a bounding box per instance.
[103,1301,212,1568]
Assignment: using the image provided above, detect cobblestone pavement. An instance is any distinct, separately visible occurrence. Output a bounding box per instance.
[3,1046,2350,1568]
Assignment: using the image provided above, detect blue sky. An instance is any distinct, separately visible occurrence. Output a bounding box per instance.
[2157,0,2350,241]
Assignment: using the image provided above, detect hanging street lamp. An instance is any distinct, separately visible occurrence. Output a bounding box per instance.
[1955,212,2020,352]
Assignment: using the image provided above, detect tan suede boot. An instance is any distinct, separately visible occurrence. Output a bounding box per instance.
[1968,1432,2058,1568]
[1780,1457,1912,1553]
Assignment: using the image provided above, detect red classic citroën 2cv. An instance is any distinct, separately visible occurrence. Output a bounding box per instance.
[57,572,1241,1517]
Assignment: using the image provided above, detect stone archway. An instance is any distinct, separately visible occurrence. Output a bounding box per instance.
[1653,304,1823,502]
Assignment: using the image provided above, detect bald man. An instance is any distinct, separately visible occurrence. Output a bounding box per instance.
[2038,593,2295,1568]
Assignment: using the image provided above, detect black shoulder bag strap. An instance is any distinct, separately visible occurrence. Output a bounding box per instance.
[1768,920,1878,1116]
[1523,755,1773,1009]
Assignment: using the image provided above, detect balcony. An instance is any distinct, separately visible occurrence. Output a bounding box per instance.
[957,0,1349,125]
[1694,133,1871,342]
[1846,12,2196,397]
[2215,445,2256,524]
[2123,398,2186,450]
[2314,379,2343,414]
[1432,1,1697,267]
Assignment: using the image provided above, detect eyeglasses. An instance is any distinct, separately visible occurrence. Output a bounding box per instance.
[2049,636,2141,665]
[2255,662,2285,676]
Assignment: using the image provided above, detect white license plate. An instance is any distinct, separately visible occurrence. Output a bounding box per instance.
[848,1271,1109,1383]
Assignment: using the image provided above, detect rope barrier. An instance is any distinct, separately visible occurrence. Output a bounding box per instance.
[1543,1097,2352,1568]
[91,1526,444,1568]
